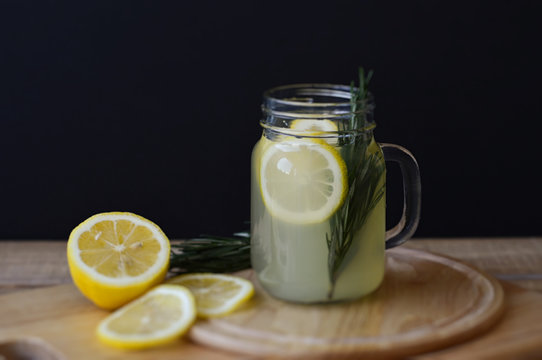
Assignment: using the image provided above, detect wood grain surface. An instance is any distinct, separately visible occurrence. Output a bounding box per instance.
[405,238,542,292]
[1,239,542,359]
[190,248,504,359]
[0,284,239,360]
[411,281,542,360]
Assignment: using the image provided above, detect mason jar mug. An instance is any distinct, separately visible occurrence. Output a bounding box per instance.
[250,84,421,303]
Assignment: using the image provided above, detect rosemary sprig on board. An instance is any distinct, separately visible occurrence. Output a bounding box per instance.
[169,232,251,275]
[326,67,385,299]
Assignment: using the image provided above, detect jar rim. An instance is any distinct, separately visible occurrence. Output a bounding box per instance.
[263,83,354,107]
[260,121,376,138]
[261,83,375,132]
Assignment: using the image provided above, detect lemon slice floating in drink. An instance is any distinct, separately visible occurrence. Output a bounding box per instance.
[290,119,339,145]
[167,273,254,318]
[259,139,347,224]
[290,119,338,132]
[67,212,170,310]
[96,284,196,349]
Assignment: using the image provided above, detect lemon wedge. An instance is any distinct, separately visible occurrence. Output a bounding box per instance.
[67,212,170,310]
[96,284,196,350]
[167,273,254,318]
[259,139,347,224]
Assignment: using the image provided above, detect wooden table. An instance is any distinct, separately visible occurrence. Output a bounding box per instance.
[2,237,541,295]
[1,237,542,359]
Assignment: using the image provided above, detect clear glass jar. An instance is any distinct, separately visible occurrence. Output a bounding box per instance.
[251,84,421,303]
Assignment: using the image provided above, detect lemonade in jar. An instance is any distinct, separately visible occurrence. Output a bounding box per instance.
[251,75,421,303]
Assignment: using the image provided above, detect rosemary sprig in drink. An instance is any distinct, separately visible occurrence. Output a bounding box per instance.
[326,67,385,299]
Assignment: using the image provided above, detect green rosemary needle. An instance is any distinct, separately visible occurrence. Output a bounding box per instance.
[169,232,251,275]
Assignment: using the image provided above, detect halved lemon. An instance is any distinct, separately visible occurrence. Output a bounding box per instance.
[96,284,196,350]
[67,212,170,310]
[167,273,254,318]
[259,139,347,224]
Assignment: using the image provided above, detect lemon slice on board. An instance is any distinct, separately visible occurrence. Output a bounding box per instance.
[167,273,254,318]
[259,139,347,224]
[67,212,170,310]
[96,284,196,350]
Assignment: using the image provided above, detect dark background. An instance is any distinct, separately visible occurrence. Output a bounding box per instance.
[1,1,541,240]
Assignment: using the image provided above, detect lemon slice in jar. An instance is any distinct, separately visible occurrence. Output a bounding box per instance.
[167,273,254,318]
[259,139,347,224]
[290,119,338,132]
[67,212,170,310]
[96,284,196,350]
[290,119,339,145]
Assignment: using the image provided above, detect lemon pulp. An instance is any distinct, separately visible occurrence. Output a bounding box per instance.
[259,139,347,224]
[67,212,170,309]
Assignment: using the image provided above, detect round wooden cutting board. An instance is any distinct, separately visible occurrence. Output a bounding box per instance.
[189,247,505,359]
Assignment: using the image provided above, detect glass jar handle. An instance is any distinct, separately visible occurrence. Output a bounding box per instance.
[380,143,422,249]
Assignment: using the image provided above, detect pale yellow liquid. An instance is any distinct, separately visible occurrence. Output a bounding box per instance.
[251,135,386,303]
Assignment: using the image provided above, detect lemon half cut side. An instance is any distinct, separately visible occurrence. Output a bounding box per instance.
[67,212,171,310]
[259,139,347,224]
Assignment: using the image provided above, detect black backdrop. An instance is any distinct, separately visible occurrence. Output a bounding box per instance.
[1,1,541,239]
